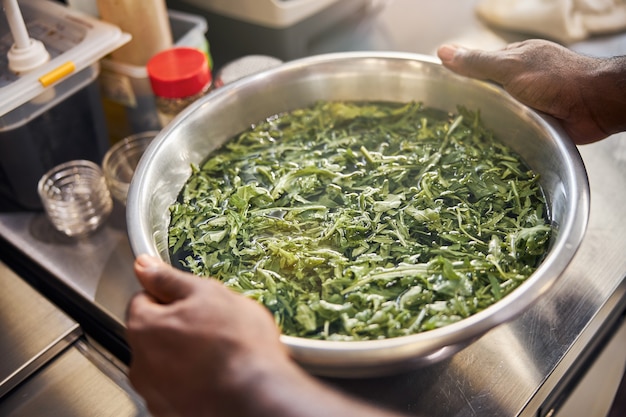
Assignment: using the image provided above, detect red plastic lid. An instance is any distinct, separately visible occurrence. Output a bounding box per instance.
[147,47,211,98]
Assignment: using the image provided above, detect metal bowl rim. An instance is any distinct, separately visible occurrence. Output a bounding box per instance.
[127,50,590,365]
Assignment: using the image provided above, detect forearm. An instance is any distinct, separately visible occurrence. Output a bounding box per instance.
[227,359,409,417]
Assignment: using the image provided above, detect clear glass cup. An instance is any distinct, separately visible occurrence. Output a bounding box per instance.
[102,131,157,205]
[38,160,113,237]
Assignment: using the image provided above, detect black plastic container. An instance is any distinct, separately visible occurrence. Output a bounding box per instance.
[0,67,109,210]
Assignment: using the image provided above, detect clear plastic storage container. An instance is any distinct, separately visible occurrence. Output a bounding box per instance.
[0,0,129,210]
[98,10,209,141]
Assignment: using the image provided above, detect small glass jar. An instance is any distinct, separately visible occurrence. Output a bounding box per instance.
[38,160,113,237]
[102,130,158,205]
[147,47,212,127]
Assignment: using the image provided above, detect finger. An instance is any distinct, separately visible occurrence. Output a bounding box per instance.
[437,44,510,85]
[125,290,171,335]
[134,254,197,304]
[126,291,160,322]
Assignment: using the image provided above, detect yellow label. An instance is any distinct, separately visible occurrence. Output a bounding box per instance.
[39,62,76,87]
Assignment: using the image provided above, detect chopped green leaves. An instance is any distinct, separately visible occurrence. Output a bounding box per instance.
[168,101,551,341]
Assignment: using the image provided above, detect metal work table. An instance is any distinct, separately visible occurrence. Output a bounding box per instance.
[1,1,626,416]
[0,259,147,416]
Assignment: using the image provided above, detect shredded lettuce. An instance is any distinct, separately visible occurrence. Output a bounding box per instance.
[168,101,551,341]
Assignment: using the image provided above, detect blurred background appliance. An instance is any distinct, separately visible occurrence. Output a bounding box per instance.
[165,0,372,68]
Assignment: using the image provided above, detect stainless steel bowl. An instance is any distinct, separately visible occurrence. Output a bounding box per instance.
[127,52,589,377]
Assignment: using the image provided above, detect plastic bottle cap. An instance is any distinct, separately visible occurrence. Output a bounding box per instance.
[147,47,211,99]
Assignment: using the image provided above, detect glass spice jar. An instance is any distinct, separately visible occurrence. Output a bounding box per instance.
[146,47,212,127]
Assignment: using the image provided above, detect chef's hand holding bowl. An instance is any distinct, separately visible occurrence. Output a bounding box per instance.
[126,47,590,378]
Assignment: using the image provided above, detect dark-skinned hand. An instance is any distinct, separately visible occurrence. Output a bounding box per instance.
[437,39,626,145]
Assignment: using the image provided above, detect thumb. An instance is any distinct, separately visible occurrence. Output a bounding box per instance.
[134,254,197,304]
[437,44,509,85]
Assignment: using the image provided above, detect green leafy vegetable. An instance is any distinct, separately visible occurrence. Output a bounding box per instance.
[168,101,551,341]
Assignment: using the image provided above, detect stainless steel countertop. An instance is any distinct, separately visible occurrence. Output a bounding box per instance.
[1,1,625,416]
[0,340,148,417]
[0,260,80,397]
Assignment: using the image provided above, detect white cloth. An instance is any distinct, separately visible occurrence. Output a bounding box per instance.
[476,0,626,43]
